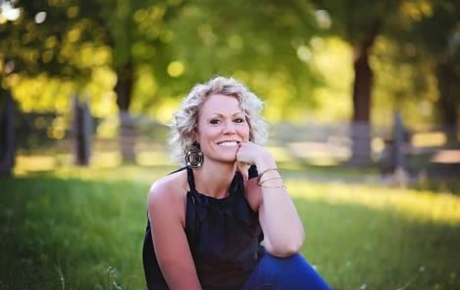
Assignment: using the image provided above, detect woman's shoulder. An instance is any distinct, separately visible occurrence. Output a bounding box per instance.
[147,168,188,209]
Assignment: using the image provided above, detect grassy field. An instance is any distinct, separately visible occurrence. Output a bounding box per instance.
[1,166,460,290]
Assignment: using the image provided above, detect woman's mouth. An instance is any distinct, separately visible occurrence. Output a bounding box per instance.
[217,141,240,147]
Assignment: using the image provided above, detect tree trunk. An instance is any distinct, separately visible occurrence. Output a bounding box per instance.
[436,58,459,145]
[72,96,92,166]
[0,88,16,177]
[114,60,136,164]
[349,19,381,166]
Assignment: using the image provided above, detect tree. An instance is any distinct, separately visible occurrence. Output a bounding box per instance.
[0,0,104,171]
[370,0,460,147]
[82,0,187,162]
[1,0,187,163]
[309,0,407,165]
[394,1,460,142]
[0,0,109,80]
[166,0,323,121]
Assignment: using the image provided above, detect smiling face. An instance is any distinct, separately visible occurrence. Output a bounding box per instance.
[195,94,250,164]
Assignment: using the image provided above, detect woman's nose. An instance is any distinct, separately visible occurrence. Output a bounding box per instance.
[222,121,236,134]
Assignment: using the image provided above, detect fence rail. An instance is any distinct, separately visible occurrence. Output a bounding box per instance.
[2,104,460,178]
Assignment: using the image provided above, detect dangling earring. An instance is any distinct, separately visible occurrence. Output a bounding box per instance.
[185,142,204,168]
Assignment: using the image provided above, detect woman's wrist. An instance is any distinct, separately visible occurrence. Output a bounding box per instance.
[256,168,279,185]
[254,150,277,171]
[255,150,285,188]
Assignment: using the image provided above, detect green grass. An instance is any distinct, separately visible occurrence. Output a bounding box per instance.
[289,181,460,290]
[1,166,460,290]
[0,176,150,290]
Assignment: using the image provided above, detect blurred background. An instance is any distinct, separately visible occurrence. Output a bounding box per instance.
[1,0,460,289]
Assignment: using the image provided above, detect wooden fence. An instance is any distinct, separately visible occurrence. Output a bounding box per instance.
[2,99,459,178]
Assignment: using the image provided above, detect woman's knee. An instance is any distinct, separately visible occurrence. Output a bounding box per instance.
[259,253,309,276]
[245,253,331,290]
[263,253,306,265]
[262,253,330,287]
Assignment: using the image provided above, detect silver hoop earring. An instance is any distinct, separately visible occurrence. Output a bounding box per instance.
[185,144,204,168]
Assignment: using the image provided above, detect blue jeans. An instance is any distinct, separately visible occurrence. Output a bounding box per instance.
[241,253,332,290]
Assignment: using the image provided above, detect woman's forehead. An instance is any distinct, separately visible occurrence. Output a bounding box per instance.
[199,94,243,115]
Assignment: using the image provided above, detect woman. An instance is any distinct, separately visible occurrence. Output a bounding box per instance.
[142,76,331,290]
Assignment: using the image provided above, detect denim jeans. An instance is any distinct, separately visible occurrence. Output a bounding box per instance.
[241,253,332,290]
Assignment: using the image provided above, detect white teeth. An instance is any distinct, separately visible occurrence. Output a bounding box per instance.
[218,141,238,147]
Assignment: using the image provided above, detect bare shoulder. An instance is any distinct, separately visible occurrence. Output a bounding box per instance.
[148,169,188,199]
[147,169,188,225]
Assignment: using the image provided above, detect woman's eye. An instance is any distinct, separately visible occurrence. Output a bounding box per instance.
[234,118,245,123]
[210,119,220,125]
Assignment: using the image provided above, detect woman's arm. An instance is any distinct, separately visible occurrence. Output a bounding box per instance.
[238,142,305,257]
[147,181,202,290]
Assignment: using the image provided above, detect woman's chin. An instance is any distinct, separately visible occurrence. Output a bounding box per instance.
[220,157,237,164]
[210,155,237,164]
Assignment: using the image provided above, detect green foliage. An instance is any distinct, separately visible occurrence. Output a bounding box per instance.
[92,0,180,68]
[388,0,460,57]
[0,0,185,113]
[0,0,105,80]
[371,38,439,127]
[383,0,460,126]
[312,0,397,44]
[165,0,324,120]
[1,0,459,125]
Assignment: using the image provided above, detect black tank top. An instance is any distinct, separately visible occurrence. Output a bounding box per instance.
[142,166,264,290]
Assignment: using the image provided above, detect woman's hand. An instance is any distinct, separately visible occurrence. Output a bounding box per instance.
[236,142,277,171]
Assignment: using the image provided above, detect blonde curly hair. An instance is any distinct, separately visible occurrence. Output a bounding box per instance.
[169,76,268,164]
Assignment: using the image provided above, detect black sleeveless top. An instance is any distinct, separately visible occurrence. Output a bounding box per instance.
[142,166,265,290]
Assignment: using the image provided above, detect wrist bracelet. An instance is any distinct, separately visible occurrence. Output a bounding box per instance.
[259,176,282,185]
[256,168,279,185]
[260,178,286,189]
[261,184,286,189]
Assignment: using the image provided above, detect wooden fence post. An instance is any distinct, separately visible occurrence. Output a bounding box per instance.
[72,96,92,166]
[0,90,16,177]
[119,111,136,164]
[393,111,409,184]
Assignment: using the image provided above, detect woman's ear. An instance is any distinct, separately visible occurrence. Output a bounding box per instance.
[191,130,198,143]
[193,122,201,140]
